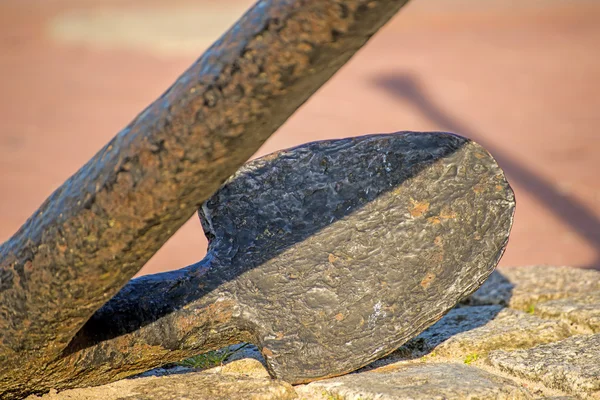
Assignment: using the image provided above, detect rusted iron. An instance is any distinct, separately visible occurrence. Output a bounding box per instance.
[4,132,514,396]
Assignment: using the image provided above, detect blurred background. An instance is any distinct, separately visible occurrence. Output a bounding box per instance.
[1,0,598,276]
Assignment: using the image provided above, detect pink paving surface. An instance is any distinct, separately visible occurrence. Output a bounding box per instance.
[0,0,599,276]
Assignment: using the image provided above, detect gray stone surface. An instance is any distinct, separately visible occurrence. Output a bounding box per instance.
[539,398,579,400]
[392,305,570,361]
[26,264,600,399]
[465,266,600,310]
[488,334,600,399]
[26,360,296,400]
[535,293,600,334]
[296,363,533,399]
[209,358,271,379]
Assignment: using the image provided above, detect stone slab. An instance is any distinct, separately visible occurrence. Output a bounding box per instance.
[535,293,600,334]
[488,334,600,399]
[26,360,295,400]
[378,305,569,363]
[296,363,533,399]
[465,266,600,310]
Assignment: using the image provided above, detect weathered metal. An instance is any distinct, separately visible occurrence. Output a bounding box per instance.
[7,132,514,396]
[0,1,413,398]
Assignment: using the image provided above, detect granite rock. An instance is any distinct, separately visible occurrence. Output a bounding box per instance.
[535,293,600,334]
[465,266,600,310]
[386,305,570,362]
[25,360,296,400]
[296,363,533,400]
[488,334,600,399]
[212,358,270,379]
[25,264,600,400]
[539,397,579,400]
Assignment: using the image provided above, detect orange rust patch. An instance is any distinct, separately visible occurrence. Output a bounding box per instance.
[473,184,485,194]
[112,333,165,358]
[174,300,235,334]
[173,314,196,333]
[334,313,344,321]
[428,208,456,224]
[57,243,67,254]
[275,332,284,340]
[420,273,436,289]
[434,236,443,246]
[439,208,457,220]
[206,300,235,324]
[496,185,504,192]
[428,216,441,224]
[262,347,274,358]
[409,200,430,218]
[328,253,338,263]
[23,260,33,273]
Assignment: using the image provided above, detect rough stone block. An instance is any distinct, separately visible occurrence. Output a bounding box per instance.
[295,363,533,399]
[488,334,600,399]
[25,360,295,400]
[465,266,600,310]
[535,293,600,334]
[383,305,570,362]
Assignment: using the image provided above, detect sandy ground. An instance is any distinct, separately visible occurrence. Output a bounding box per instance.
[0,0,599,276]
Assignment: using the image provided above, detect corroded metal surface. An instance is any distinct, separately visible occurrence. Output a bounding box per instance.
[13,132,515,396]
[0,1,412,397]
